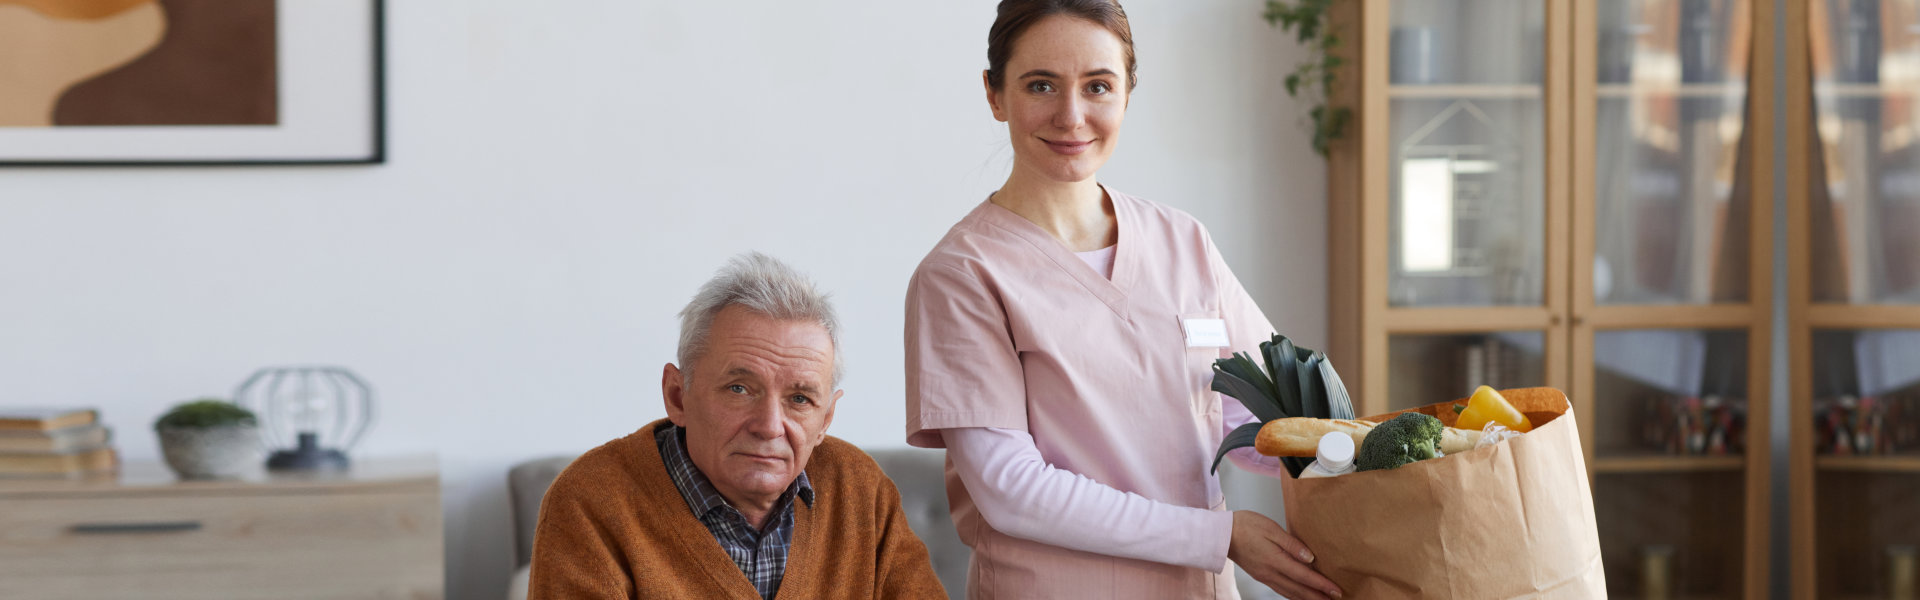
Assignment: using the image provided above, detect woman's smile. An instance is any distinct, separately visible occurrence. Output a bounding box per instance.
[1042,137,1094,155]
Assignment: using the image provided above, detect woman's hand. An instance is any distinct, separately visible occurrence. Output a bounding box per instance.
[1227,510,1344,600]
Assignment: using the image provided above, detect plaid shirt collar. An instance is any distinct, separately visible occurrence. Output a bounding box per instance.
[656,423,815,599]
[655,423,815,528]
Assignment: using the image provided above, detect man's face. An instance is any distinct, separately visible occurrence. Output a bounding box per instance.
[663,305,840,511]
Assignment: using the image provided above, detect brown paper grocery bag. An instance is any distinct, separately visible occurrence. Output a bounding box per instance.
[1278,387,1606,598]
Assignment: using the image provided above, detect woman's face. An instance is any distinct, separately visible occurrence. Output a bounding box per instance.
[987,15,1128,185]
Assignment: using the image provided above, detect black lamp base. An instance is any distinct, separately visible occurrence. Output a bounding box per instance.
[268,432,350,471]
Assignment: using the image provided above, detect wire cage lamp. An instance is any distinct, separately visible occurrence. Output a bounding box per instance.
[232,366,375,471]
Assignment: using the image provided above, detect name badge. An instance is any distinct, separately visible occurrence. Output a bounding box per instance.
[1183,318,1230,348]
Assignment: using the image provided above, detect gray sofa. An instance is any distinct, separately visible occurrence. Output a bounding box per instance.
[505,447,969,600]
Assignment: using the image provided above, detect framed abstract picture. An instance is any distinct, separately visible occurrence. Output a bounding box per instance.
[0,0,384,165]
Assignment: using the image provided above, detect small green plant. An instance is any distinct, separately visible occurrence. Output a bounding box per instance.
[1264,0,1351,157]
[155,398,257,430]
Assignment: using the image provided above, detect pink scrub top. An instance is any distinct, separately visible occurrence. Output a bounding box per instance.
[905,187,1276,599]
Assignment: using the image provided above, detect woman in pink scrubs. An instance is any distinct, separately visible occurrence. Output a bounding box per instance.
[904,1,1345,599]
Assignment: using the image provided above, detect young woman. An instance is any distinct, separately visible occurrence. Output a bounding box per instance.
[904,1,1345,599]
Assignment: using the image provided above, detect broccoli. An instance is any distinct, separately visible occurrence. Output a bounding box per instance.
[1355,412,1445,472]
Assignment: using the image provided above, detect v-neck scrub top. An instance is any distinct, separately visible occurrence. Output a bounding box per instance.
[905,188,1278,599]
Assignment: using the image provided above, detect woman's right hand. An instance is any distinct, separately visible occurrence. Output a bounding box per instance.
[1227,510,1344,600]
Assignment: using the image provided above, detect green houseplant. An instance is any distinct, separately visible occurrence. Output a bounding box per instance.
[1264,0,1350,157]
[154,398,260,479]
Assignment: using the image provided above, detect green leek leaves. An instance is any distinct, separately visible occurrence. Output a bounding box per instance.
[1208,334,1355,477]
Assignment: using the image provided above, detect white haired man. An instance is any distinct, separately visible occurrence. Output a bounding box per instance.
[530,252,945,599]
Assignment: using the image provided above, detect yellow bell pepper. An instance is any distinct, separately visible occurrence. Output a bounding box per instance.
[1453,385,1534,433]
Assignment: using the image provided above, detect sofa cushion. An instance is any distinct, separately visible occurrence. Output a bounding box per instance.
[867,447,967,600]
[509,454,577,569]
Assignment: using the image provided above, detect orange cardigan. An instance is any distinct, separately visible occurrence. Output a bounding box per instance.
[529,419,947,599]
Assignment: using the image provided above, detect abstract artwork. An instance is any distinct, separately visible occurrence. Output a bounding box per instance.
[0,0,381,164]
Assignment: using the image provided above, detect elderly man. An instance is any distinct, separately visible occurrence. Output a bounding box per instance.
[530,252,945,599]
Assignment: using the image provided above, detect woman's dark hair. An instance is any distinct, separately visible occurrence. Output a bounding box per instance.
[986,0,1136,92]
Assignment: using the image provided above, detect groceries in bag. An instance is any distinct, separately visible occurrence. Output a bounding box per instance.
[1354,412,1446,472]
[1453,384,1535,433]
[1250,415,1485,459]
[1299,431,1356,479]
[1208,334,1355,476]
[1278,388,1608,598]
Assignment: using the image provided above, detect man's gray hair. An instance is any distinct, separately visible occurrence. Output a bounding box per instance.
[677,252,843,387]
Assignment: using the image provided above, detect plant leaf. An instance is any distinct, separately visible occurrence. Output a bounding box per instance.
[1294,342,1317,363]
[1298,352,1327,419]
[1211,363,1285,422]
[1219,351,1277,404]
[1319,355,1356,419]
[1269,336,1302,418]
[1211,421,1266,474]
[1258,0,1344,157]
[1251,352,1286,405]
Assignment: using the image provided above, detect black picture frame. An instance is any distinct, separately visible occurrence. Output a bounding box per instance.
[0,0,385,166]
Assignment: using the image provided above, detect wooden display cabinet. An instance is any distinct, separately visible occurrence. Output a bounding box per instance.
[1325,1,1774,597]
[1788,3,1920,598]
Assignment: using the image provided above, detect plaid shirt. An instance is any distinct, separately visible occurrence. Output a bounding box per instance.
[655,424,813,600]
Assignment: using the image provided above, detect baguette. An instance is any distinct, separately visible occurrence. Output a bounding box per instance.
[1253,418,1375,457]
[1254,417,1485,457]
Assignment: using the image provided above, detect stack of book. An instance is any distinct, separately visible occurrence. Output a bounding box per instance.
[0,407,116,478]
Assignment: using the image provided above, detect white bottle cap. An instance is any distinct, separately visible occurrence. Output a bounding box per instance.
[1317,432,1354,471]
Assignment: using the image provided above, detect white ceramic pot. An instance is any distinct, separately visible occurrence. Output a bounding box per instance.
[157,425,260,479]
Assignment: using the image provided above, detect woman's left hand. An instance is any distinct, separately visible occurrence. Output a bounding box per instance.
[1227,510,1344,600]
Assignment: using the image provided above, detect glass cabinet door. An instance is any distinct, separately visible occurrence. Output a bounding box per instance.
[1809,329,1920,600]
[1583,2,1761,598]
[1590,328,1752,598]
[1810,0,1920,305]
[1806,3,1920,597]
[1387,0,1548,307]
[1593,0,1753,306]
[1386,332,1548,411]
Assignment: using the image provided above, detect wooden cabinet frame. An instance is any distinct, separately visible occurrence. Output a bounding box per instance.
[1327,2,1774,597]
[1786,1,1920,597]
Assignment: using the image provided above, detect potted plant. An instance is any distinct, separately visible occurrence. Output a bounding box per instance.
[1263,0,1350,157]
[154,398,260,479]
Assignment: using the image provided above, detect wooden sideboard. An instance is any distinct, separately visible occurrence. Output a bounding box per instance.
[0,456,442,599]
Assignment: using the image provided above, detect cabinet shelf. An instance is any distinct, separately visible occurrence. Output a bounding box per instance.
[1596,83,1747,98]
[1593,454,1746,474]
[1586,304,1759,329]
[1814,455,1920,473]
[1805,305,1920,329]
[1380,306,1555,333]
[1386,84,1542,99]
[1813,83,1920,98]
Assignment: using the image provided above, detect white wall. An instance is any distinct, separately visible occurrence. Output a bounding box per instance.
[0,1,1324,598]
